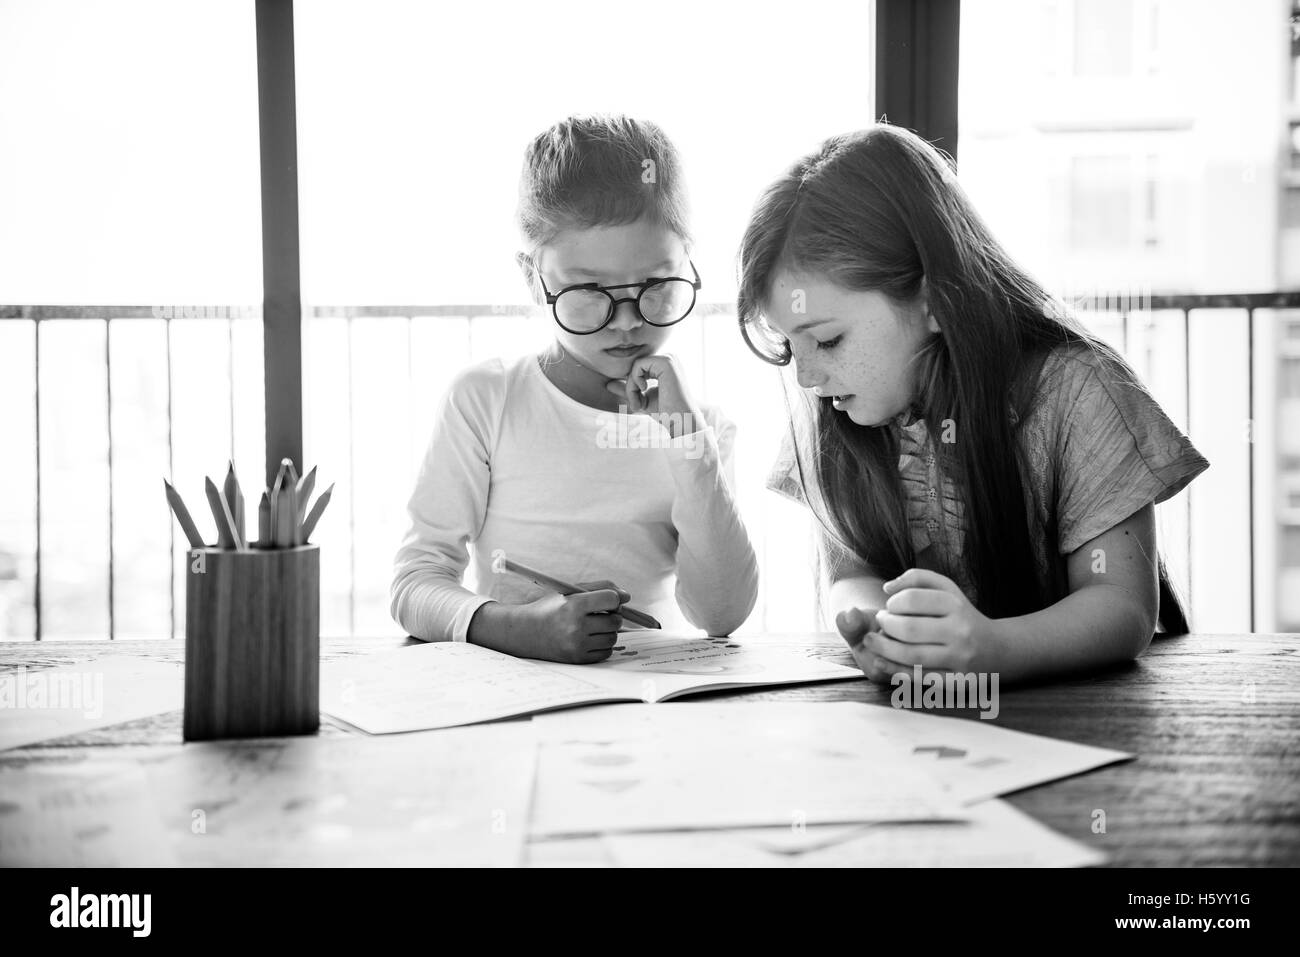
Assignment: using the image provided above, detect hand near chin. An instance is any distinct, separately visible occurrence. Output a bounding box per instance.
[605,354,702,437]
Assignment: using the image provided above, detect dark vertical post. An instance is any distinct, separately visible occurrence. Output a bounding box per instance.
[256,0,303,487]
[34,321,42,641]
[105,318,116,639]
[1247,309,1255,632]
[875,0,962,162]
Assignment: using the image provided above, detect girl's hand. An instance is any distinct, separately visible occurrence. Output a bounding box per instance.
[520,588,626,664]
[835,606,889,678]
[860,569,992,681]
[834,606,878,649]
[605,354,701,436]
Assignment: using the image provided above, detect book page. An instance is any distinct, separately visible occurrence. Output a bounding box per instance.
[320,642,627,734]
[0,658,184,752]
[543,631,863,701]
[0,761,178,866]
[848,703,1134,804]
[530,702,963,836]
[136,724,536,866]
[603,799,1107,867]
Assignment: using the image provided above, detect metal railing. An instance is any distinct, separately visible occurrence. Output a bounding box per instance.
[2,292,1297,640]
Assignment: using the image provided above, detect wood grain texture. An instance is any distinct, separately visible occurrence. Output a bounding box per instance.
[182,546,319,741]
[1,632,1296,866]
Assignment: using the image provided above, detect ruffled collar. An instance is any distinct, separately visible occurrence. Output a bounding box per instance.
[889,404,1021,433]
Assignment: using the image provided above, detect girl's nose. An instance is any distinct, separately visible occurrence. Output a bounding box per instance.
[607,298,644,332]
[795,360,825,391]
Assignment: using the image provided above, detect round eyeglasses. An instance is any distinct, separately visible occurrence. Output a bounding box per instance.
[539,261,702,335]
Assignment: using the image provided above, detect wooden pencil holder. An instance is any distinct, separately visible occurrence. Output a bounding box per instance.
[183,545,320,741]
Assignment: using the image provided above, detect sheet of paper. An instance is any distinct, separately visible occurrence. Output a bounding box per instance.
[603,799,1106,867]
[530,702,963,836]
[0,658,184,752]
[545,631,863,701]
[320,633,861,735]
[856,703,1134,803]
[140,723,537,866]
[320,642,624,733]
[0,761,178,866]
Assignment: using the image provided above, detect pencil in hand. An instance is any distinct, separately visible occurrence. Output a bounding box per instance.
[489,550,662,630]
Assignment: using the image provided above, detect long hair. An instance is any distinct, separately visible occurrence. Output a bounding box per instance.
[737,125,1187,632]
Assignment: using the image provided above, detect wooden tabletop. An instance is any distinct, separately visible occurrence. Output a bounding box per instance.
[2,632,1297,866]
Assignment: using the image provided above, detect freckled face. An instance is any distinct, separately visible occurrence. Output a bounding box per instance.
[764,270,935,426]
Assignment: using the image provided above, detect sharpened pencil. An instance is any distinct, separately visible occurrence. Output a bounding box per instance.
[300,483,334,543]
[493,554,661,630]
[163,479,205,549]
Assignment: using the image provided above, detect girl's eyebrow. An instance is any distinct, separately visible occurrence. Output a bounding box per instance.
[563,260,678,281]
[790,317,834,335]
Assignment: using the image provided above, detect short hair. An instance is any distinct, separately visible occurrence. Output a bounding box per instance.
[517,114,691,253]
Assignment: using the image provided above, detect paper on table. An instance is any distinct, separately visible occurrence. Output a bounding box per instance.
[320,642,624,734]
[603,798,1107,867]
[529,702,963,836]
[320,633,861,734]
[857,703,1134,804]
[544,631,861,701]
[0,761,178,866]
[141,723,537,867]
[0,658,184,752]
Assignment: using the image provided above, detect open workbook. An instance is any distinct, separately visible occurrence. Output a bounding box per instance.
[320,631,863,734]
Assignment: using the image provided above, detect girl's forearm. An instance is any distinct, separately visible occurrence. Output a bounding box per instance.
[983,584,1155,684]
[667,433,759,635]
[828,575,888,624]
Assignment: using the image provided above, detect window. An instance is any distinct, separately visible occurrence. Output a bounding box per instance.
[961,0,1285,631]
[1070,155,1132,248]
[0,0,264,640]
[1074,0,1135,77]
[293,0,878,637]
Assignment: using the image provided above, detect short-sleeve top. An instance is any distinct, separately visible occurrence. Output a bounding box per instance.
[767,342,1209,605]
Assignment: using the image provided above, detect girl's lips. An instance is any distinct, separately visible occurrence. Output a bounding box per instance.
[831,394,855,410]
[604,344,646,357]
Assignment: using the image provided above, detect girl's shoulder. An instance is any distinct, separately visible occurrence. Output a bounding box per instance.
[1019,337,1209,553]
[1020,339,1152,426]
[442,354,542,410]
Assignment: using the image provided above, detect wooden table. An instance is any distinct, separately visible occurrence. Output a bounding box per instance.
[2,632,1297,866]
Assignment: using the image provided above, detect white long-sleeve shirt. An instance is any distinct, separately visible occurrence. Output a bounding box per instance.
[391,353,759,642]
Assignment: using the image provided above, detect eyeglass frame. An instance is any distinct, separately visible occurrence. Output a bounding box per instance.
[536,260,702,335]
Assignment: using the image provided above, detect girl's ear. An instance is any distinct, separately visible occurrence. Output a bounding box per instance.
[919,275,941,334]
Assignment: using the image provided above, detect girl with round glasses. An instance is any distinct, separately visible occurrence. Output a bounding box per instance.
[391,114,758,662]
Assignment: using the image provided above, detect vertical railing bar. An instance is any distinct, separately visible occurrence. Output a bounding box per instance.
[105,318,116,640]
[347,314,357,638]
[407,315,414,487]
[1183,307,1192,618]
[1122,310,1130,358]
[1247,307,1255,633]
[228,315,236,463]
[33,319,43,641]
[166,316,176,640]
